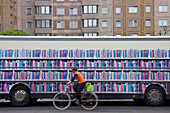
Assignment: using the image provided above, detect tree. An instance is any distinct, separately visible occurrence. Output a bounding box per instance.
[163,26,170,36]
[157,26,170,36]
[0,29,32,36]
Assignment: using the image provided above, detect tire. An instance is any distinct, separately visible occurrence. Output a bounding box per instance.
[30,98,38,105]
[144,85,165,106]
[81,92,98,110]
[53,92,71,110]
[10,86,31,107]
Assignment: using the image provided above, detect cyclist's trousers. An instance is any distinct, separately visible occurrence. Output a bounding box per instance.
[73,82,86,103]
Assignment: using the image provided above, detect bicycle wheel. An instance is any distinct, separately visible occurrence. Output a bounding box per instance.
[81,92,98,110]
[53,92,71,110]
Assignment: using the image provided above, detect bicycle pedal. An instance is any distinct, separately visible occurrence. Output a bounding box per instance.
[75,99,79,105]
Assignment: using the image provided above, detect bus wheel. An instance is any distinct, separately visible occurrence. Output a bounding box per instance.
[144,85,165,106]
[30,98,38,105]
[10,86,31,106]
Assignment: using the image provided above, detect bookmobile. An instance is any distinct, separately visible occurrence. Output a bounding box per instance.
[0,36,170,106]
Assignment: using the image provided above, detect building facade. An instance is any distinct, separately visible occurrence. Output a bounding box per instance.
[113,0,154,36]
[155,0,170,36]
[21,0,52,36]
[0,0,169,36]
[0,0,19,33]
[81,0,113,36]
[53,0,82,36]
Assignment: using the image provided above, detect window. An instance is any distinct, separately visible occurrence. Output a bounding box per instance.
[116,20,121,27]
[102,20,107,27]
[36,20,52,28]
[145,6,151,13]
[42,20,46,28]
[129,34,138,36]
[83,33,98,36]
[36,6,51,14]
[41,6,45,14]
[14,2,16,10]
[129,6,138,13]
[70,21,78,28]
[27,22,32,28]
[159,6,168,12]
[36,20,41,28]
[57,35,65,36]
[56,0,64,1]
[15,17,17,25]
[70,8,77,15]
[116,34,121,36]
[70,35,78,36]
[159,19,168,26]
[129,20,138,27]
[57,21,65,28]
[36,33,52,36]
[57,8,65,15]
[0,24,1,33]
[27,8,32,15]
[46,6,50,14]
[36,7,41,14]
[10,14,13,18]
[102,8,107,14]
[46,20,50,28]
[116,7,121,14]
[10,6,12,10]
[146,34,151,36]
[83,19,98,27]
[145,20,151,27]
[83,5,98,14]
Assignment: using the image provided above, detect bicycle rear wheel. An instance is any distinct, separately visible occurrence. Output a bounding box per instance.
[81,92,98,110]
[53,92,71,110]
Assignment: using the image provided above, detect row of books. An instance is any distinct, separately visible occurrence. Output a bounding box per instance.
[0,71,170,81]
[0,82,166,93]
[1,60,170,68]
[0,49,170,58]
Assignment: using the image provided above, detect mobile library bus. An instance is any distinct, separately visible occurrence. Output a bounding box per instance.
[0,36,170,106]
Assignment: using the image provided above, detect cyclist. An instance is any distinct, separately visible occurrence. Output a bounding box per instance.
[66,67,86,105]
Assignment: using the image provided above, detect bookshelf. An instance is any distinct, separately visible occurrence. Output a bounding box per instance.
[0,48,169,95]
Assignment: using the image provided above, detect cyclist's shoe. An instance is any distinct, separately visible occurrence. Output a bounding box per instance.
[75,99,80,105]
[72,98,77,101]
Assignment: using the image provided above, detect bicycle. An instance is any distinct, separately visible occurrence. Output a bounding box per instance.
[53,84,98,110]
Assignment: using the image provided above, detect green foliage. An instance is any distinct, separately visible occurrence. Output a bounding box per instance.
[0,29,32,36]
[157,30,162,36]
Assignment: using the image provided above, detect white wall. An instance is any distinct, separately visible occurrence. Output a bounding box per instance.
[0,36,170,50]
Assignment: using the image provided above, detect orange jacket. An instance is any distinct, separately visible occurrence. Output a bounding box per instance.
[74,71,86,84]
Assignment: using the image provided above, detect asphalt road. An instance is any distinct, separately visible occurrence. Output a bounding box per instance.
[1,100,170,113]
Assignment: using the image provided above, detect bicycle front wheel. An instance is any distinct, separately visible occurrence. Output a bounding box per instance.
[53,92,71,110]
[81,92,98,110]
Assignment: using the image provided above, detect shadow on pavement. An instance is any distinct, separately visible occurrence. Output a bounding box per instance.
[0,100,170,107]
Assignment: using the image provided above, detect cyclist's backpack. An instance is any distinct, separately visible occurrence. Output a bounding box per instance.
[85,83,91,92]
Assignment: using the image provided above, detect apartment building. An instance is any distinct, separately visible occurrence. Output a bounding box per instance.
[53,0,82,36]
[21,0,52,36]
[113,0,154,36]
[155,0,170,36]
[22,0,113,36]
[0,0,19,33]
[1,0,169,36]
[82,0,113,36]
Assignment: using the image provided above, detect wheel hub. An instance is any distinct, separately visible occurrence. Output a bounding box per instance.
[14,90,27,102]
[148,89,162,103]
